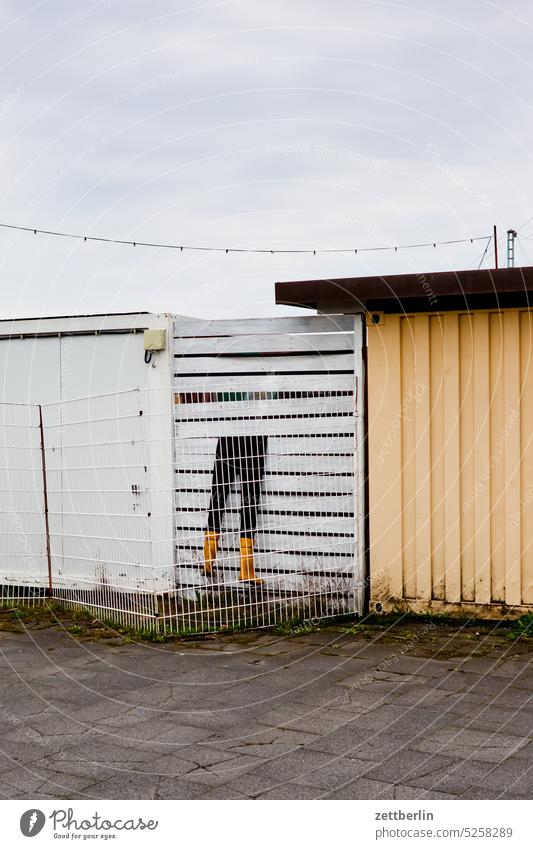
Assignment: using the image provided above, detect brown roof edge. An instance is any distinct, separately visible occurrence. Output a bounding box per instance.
[275,266,533,312]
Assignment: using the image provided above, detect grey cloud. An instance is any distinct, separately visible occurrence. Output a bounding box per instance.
[1,0,533,318]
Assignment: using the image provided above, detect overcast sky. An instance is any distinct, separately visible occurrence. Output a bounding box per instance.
[1,0,533,319]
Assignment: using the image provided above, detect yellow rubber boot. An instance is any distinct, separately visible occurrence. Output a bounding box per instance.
[239,537,263,584]
[203,531,220,576]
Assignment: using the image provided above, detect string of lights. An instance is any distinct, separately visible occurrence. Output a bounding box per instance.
[0,221,491,256]
[476,236,493,270]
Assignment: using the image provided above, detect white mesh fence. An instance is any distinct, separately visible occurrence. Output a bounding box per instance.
[166,316,364,632]
[0,402,49,605]
[41,390,159,629]
[0,316,364,633]
[167,400,360,631]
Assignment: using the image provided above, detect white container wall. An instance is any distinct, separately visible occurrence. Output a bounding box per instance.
[0,403,48,596]
[0,313,176,616]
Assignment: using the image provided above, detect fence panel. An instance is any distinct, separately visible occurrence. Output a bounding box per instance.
[0,314,365,636]
[0,403,49,602]
[42,390,158,627]
[168,316,364,632]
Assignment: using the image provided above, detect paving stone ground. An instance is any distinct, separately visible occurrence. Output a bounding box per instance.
[0,617,532,800]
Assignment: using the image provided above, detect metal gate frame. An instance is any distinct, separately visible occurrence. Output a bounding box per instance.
[165,314,365,632]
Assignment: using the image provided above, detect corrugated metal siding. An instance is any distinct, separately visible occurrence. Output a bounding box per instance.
[368,309,533,612]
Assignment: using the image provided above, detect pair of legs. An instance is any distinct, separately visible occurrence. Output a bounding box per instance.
[204,435,267,583]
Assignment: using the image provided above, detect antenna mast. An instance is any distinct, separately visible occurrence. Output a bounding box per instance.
[507,229,517,267]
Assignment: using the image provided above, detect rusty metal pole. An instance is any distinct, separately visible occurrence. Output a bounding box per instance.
[493,224,499,269]
[38,405,53,596]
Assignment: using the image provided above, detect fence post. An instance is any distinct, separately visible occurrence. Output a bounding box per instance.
[38,405,53,596]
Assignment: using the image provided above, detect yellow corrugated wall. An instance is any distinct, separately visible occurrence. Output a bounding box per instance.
[367,309,533,614]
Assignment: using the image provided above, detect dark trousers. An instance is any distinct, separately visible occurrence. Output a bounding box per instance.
[207,435,267,538]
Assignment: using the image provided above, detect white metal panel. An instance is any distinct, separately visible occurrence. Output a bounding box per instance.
[173,332,355,355]
[176,531,355,555]
[175,471,355,493]
[0,403,48,587]
[0,312,173,407]
[174,315,355,337]
[175,353,354,375]
[174,417,356,439]
[42,391,153,594]
[0,337,60,404]
[175,396,354,419]
[0,312,178,621]
[175,511,354,534]
[172,315,364,622]
[0,312,172,339]
[174,490,355,513]
[59,333,146,400]
[175,434,355,457]
[174,374,353,394]
[175,454,354,474]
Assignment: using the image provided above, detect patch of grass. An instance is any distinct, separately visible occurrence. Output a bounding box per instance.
[133,628,173,643]
[272,617,318,636]
[10,606,32,620]
[341,622,368,636]
[2,600,522,649]
[507,614,533,641]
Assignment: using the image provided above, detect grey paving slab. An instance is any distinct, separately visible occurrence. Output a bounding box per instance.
[191,783,250,800]
[2,726,85,754]
[459,786,528,799]
[483,659,533,678]
[0,764,94,797]
[116,720,216,746]
[154,776,226,799]
[405,756,533,800]
[399,757,495,796]
[0,737,72,766]
[385,684,454,709]
[353,703,438,732]
[411,726,529,763]
[207,752,262,776]
[321,777,395,799]
[1,623,532,800]
[172,743,247,768]
[126,753,198,777]
[365,703,447,730]
[230,747,333,786]
[304,722,368,756]
[290,685,352,707]
[259,704,352,736]
[82,774,161,800]
[472,759,533,796]
[356,748,458,784]
[512,740,533,760]
[393,783,459,800]
[50,738,161,767]
[257,782,323,799]
[27,756,123,783]
[15,712,87,737]
[220,725,319,750]
[460,709,533,738]
[296,755,375,789]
